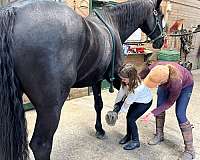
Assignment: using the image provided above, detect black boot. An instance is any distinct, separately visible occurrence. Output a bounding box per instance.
[119,123,131,144]
[119,135,130,144]
[123,140,140,150]
[123,128,140,150]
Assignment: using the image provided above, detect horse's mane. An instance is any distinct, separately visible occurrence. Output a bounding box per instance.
[99,0,154,41]
[105,0,151,14]
[103,0,153,22]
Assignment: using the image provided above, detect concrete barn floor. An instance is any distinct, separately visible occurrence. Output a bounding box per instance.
[27,70,200,160]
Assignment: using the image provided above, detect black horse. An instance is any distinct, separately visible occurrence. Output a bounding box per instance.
[0,0,164,159]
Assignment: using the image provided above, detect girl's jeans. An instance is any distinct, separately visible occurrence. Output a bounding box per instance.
[127,101,152,140]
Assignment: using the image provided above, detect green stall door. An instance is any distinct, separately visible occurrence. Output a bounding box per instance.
[91,0,118,12]
[158,50,180,62]
[101,80,110,90]
[23,103,34,111]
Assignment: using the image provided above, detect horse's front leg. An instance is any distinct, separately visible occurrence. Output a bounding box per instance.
[92,81,105,139]
[113,76,122,114]
[113,76,121,90]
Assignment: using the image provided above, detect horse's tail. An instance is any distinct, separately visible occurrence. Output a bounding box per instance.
[0,7,29,160]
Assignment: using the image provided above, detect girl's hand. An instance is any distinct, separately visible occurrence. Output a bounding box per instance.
[142,112,154,124]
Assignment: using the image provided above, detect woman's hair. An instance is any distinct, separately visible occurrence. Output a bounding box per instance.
[119,64,141,92]
[166,64,181,80]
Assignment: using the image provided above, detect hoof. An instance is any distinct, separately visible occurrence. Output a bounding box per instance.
[95,131,106,140]
[105,111,118,126]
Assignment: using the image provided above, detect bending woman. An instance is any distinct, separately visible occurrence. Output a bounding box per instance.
[140,62,194,160]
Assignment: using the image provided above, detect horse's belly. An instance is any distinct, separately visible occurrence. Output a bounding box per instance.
[74,67,106,87]
[75,50,112,87]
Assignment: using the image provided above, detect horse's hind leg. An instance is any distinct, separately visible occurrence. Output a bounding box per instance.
[92,81,105,139]
[29,90,68,160]
[29,85,70,160]
[30,105,63,160]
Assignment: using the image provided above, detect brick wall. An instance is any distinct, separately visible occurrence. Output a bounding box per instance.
[165,0,200,69]
[167,0,200,28]
[141,0,200,69]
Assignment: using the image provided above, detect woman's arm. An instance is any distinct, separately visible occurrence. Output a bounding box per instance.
[115,86,126,103]
[119,87,142,112]
[113,100,124,113]
[112,86,126,113]
[139,66,150,79]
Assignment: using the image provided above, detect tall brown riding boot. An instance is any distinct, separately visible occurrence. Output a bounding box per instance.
[148,112,165,145]
[179,121,195,160]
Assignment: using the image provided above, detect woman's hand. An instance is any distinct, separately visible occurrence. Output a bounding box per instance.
[142,112,154,124]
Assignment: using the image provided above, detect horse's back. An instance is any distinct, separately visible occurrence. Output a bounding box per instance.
[11,0,84,49]
[10,0,85,68]
[6,0,86,99]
